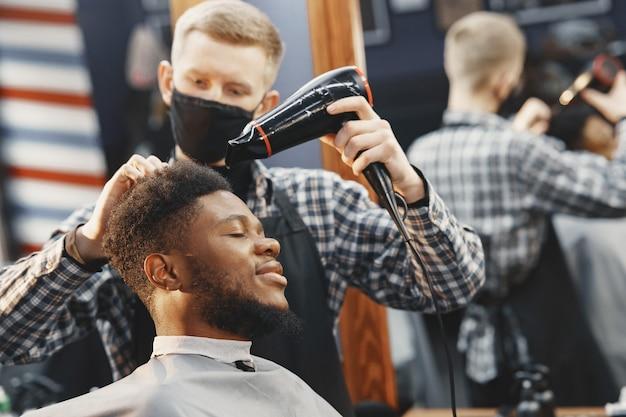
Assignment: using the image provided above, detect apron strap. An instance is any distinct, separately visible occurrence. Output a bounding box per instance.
[272,188,307,233]
[255,187,355,417]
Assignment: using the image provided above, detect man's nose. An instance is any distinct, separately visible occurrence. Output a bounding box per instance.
[201,84,222,102]
[255,237,280,258]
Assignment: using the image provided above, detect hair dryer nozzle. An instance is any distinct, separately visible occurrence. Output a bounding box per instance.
[225,66,372,167]
[225,122,271,166]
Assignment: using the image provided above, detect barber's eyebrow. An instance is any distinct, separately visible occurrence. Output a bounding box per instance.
[187,68,252,89]
[226,80,252,89]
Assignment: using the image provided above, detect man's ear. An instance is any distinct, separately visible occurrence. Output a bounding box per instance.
[492,69,518,103]
[158,60,174,107]
[144,253,182,291]
[254,89,280,118]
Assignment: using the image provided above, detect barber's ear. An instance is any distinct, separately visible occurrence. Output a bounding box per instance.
[493,68,520,102]
[254,89,280,118]
[493,72,512,102]
[158,60,174,106]
[144,253,182,291]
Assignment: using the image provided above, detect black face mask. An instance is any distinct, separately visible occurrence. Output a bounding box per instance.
[169,89,256,164]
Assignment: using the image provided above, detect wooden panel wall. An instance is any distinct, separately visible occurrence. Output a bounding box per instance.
[306,0,398,409]
[170,0,203,27]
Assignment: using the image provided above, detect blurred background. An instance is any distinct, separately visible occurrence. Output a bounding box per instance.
[1,0,626,410]
[2,0,626,258]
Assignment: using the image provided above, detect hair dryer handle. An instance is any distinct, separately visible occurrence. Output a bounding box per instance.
[362,163,392,202]
[362,162,403,221]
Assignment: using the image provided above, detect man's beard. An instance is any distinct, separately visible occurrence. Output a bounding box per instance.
[189,258,303,340]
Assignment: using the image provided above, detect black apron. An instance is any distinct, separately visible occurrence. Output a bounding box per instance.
[251,189,354,417]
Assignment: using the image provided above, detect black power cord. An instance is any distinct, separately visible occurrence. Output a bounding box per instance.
[363,163,458,417]
[404,225,458,417]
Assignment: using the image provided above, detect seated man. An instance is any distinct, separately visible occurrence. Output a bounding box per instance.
[24,161,340,417]
[407,12,626,405]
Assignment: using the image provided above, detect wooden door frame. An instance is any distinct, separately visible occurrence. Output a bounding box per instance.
[306,0,398,409]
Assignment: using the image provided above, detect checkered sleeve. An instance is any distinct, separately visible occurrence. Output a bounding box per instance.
[45,204,97,244]
[0,205,97,365]
[326,173,485,314]
[516,124,626,217]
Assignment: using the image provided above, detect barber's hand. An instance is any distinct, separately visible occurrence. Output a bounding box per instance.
[512,97,551,135]
[582,70,626,124]
[324,96,425,203]
[76,155,168,262]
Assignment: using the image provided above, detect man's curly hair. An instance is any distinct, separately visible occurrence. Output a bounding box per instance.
[102,160,232,310]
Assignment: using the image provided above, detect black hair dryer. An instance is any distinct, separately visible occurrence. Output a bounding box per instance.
[225,66,373,163]
[225,66,405,229]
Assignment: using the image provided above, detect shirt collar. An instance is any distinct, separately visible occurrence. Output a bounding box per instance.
[442,110,510,129]
[151,335,253,365]
[251,160,273,194]
[250,160,274,214]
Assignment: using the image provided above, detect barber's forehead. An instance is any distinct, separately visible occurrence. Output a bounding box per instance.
[175,31,267,64]
[174,33,268,81]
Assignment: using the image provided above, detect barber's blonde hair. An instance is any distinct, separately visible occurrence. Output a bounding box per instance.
[444,12,525,91]
[172,0,284,86]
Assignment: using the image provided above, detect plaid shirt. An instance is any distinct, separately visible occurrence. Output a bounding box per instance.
[0,161,484,380]
[407,110,626,382]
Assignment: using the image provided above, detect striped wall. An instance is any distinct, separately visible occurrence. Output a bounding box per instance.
[0,0,106,256]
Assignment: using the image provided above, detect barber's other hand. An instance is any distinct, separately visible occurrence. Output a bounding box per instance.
[582,70,626,124]
[77,155,168,262]
[324,96,425,203]
[512,97,551,135]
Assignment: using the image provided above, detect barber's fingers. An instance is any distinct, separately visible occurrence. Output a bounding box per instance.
[582,71,626,123]
[606,70,626,102]
[120,164,143,183]
[126,154,166,176]
[147,155,169,171]
[351,143,394,176]
[582,88,624,124]
[320,132,391,173]
[581,88,608,111]
[612,70,626,91]
[512,98,550,133]
[327,96,379,121]
[84,155,167,245]
[528,98,551,120]
[340,132,385,165]
[528,120,550,136]
[320,115,400,176]
[331,119,389,152]
[111,155,168,190]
